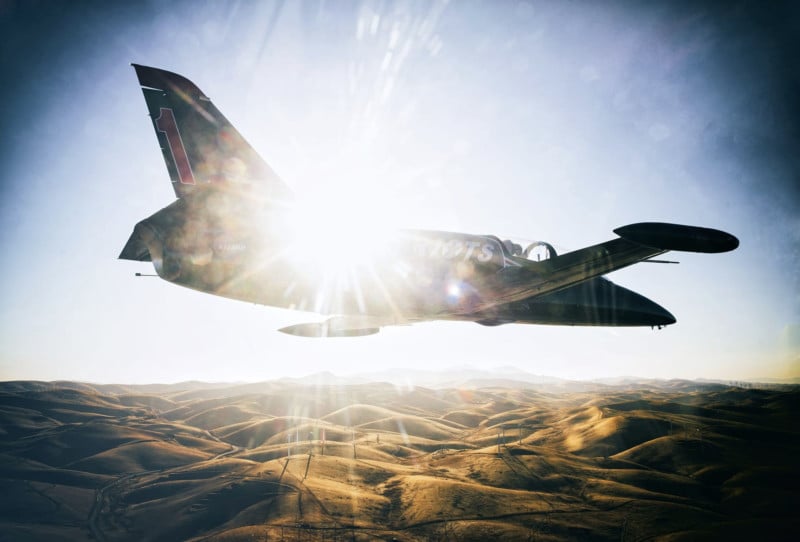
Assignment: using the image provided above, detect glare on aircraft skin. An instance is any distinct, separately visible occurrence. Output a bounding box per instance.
[120,65,738,337]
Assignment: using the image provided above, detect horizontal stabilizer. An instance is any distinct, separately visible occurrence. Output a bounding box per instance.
[119,228,151,261]
[279,322,379,338]
[614,223,739,253]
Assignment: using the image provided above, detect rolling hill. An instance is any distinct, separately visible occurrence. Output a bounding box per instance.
[0,377,797,540]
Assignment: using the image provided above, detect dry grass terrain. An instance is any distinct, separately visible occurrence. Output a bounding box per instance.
[0,377,798,541]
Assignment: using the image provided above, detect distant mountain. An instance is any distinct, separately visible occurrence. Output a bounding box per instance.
[276,371,368,387]
[349,365,567,389]
[2,371,797,397]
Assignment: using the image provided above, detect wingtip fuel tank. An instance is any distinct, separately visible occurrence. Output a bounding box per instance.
[614,223,739,254]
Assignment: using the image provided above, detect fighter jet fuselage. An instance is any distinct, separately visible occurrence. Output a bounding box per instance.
[120,65,738,337]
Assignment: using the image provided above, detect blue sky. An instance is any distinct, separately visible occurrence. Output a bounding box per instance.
[1,1,798,383]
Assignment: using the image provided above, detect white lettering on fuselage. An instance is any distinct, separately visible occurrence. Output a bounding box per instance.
[417,238,496,263]
[213,241,247,253]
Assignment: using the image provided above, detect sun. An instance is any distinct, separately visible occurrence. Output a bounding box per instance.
[255,184,406,327]
[281,159,407,274]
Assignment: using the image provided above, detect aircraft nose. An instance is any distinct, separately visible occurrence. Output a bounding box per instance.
[648,304,677,327]
[515,278,679,327]
[599,279,677,327]
[622,287,676,327]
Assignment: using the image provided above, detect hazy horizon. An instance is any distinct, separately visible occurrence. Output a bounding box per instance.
[3,365,797,388]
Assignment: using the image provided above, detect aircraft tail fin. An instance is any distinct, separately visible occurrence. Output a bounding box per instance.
[132,64,292,202]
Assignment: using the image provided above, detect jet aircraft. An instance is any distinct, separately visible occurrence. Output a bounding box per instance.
[120,65,739,337]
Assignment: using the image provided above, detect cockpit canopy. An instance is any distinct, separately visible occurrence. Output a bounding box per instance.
[500,239,558,261]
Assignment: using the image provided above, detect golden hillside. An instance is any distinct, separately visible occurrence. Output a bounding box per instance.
[0,379,798,540]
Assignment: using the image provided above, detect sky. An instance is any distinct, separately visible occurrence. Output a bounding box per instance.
[0,0,798,384]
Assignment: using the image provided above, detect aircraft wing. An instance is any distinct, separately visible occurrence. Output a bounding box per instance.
[478,222,738,309]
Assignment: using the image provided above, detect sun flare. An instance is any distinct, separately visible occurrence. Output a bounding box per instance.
[284,184,401,272]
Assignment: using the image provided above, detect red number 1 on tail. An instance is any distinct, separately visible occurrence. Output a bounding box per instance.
[155,108,196,185]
